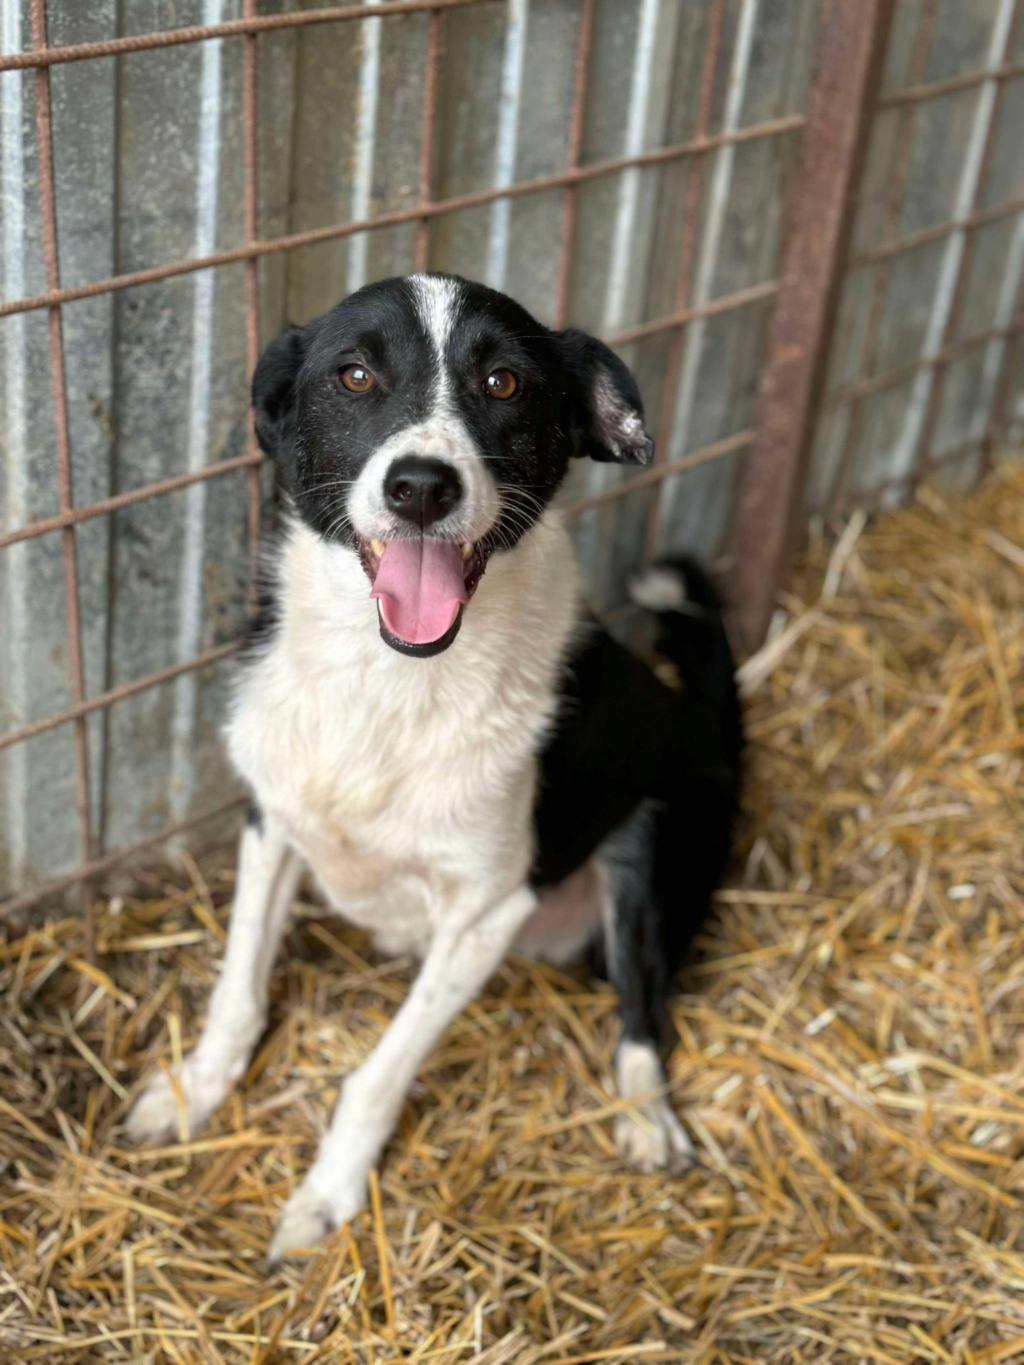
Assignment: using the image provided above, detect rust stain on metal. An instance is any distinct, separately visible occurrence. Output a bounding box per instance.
[729,0,897,650]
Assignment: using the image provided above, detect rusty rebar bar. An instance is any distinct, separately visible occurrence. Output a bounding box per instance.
[553,0,594,328]
[825,313,1024,411]
[825,0,939,513]
[645,0,727,560]
[978,271,1024,480]
[876,56,1024,108]
[414,8,443,271]
[910,0,1024,482]
[566,429,752,518]
[0,451,262,552]
[0,113,805,320]
[0,0,495,73]
[848,194,1024,268]
[29,0,95,955]
[242,0,263,587]
[0,798,247,922]
[0,645,241,753]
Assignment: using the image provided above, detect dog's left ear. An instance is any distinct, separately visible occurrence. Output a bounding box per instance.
[556,328,654,466]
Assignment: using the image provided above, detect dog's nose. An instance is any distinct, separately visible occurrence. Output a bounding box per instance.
[384,457,463,529]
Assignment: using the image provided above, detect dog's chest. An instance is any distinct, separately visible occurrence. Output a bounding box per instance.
[232,674,504,926]
[228,634,558,952]
[227,517,580,948]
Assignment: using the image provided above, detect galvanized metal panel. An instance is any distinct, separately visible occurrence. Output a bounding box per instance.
[808,0,1024,517]
[1,0,117,893]
[102,0,251,852]
[3,0,1024,907]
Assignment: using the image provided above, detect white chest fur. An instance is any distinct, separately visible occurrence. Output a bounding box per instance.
[226,514,581,953]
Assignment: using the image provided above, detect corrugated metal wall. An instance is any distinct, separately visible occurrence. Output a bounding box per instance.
[1,0,1022,907]
[809,0,1024,512]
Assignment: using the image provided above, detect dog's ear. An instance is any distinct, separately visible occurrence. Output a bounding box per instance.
[252,323,310,463]
[556,328,654,466]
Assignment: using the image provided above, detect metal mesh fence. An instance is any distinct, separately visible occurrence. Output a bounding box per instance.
[1,0,1022,940]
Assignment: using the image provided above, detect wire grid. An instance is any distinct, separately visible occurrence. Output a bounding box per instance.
[0,0,1022,936]
[824,0,1024,510]
[0,0,799,935]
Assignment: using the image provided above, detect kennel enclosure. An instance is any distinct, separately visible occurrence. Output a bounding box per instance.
[1,0,1023,934]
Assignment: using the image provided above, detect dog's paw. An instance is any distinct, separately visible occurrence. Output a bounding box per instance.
[268,1176,365,1266]
[615,1098,694,1175]
[124,1061,228,1145]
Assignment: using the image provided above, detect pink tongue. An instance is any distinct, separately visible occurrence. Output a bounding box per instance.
[370,539,468,646]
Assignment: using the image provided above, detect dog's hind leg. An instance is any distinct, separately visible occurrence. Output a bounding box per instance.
[600,804,695,1174]
[126,807,302,1143]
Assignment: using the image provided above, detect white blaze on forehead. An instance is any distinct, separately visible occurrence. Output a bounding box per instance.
[347,274,499,544]
[409,274,462,402]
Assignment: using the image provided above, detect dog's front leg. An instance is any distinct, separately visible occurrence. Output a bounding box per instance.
[268,883,536,1263]
[127,813,302,1143]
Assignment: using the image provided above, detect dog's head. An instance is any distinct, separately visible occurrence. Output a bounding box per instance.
[252,273,653,657]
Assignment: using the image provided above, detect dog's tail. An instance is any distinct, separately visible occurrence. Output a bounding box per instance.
[627,558,742,754]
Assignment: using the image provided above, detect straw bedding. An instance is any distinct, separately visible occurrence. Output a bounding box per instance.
[4,462,1024,1363]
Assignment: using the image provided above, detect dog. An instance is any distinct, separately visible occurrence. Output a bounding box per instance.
[127,273,742,1263]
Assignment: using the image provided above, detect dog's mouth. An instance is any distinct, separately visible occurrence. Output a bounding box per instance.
[358,536,491,657]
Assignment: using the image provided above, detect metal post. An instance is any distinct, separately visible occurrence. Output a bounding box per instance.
[729,0,895,650]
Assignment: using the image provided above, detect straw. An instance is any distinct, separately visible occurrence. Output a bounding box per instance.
[4,459,1024,1361]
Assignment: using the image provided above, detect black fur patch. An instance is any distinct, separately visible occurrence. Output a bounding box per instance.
[532,561,743,1051]
[245,797,264,834]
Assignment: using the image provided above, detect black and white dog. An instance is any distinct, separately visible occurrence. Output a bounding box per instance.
[127,274,742,1262]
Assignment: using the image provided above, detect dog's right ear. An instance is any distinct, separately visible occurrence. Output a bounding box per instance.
[251,323,309,464]
[554,329,654,467]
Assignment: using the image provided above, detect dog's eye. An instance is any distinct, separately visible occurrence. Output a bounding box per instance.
[484,369,518,400]
[339,364,376,393]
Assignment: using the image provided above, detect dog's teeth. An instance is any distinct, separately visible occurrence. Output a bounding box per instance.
[461,543,473,560]
[370,539,385,556]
